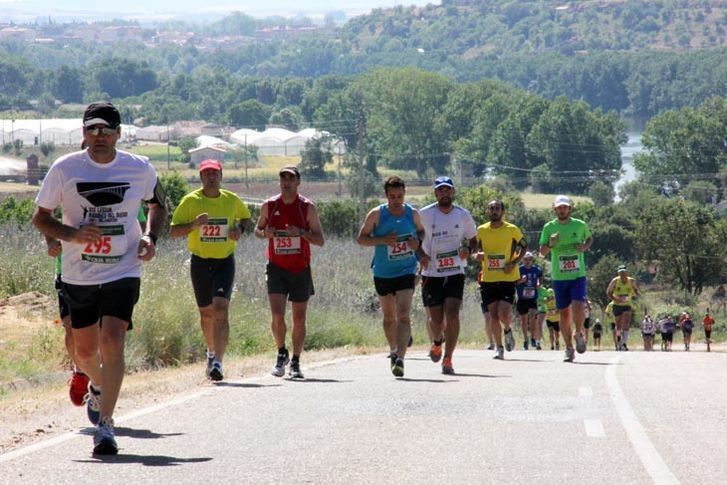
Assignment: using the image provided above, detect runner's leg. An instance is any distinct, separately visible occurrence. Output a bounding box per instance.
[211,296,230,362]
[378,294,398,354]
[72,324,102,386]
[394,289,413,359]
[291,301,307,358]
[98,316,128,420]
[269,293,288,349]
[443,297,462,359]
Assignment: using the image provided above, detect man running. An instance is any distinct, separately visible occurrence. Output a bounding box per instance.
[357,176,424,377]
[170,159,251,381]
[703,309,715,352]
[474,199,527,360]
[539,195,592,362]
[606,264,640,351]
[32,101,166,455]
[254,165,325,380]
[515,252,542,350]
[417,176,477,375]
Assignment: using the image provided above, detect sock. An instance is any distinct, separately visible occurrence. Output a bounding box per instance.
[278,346,287,355]
[206,350,215,359]
[292,355,300,363]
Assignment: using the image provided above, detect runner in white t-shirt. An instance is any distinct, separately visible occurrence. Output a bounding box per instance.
[417,176,477,375]
[32,102,166,456]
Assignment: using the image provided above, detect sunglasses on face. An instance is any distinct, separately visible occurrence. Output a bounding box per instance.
[86,127,118,136]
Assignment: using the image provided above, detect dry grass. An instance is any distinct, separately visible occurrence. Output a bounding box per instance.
[521,192,592,209]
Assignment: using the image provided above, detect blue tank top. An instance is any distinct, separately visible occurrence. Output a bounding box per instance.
[371,204,418,278]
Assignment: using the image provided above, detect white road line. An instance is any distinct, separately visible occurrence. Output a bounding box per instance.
[578,386,593,397]
[605,357,680,485]
[583,419,605,438]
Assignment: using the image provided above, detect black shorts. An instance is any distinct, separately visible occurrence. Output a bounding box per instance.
[593,332,602,339]
[546,320,560,331]
[706,329,712,339]
[664,331,674,342]
[584,317,591,329]
[266,262,315,303]
[61,277,140,330]
[191,254,235,307]
[516,298,537,315]
[55,274,70,320]
[373,274,415,297]
[480,281,516,307]
[421,274,465,307]
[683,328,693,335]
[612,304,632,317]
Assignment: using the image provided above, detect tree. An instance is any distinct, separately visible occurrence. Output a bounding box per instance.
[589,253,625,309]
[299,137,332,179]
[588,181,615,206]
[683,180,718,205]
[227,100,270,129]
[633,198,723,295]
[52,66,83,103]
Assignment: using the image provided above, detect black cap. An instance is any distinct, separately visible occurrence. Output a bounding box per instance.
[83,102,121,128]
[279,165,300,179]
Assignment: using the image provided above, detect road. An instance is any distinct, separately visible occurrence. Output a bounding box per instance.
[1,348,724,484]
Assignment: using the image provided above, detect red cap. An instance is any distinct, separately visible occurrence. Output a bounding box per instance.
[199,159,222,172]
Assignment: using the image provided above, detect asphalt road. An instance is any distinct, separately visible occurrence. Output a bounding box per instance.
[1,347,724,484]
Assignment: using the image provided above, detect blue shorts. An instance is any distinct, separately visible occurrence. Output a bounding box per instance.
[552,277,587,310]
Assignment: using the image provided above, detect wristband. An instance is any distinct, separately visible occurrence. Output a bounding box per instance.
[144,233,157,245]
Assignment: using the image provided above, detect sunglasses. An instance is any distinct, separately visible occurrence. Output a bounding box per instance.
[86,127,118,136]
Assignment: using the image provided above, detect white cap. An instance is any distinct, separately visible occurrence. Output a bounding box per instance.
[524,251,534,259]
[553,195,572,207]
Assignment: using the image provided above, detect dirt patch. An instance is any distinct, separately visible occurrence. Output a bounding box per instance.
[0,292,57,348]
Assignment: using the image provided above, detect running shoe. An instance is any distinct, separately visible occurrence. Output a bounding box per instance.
[407,335,413,348]
[209,361,223,381]
[622,343,629,351]
[93,417,118,455]
[504,329,515,352]
[441,357,455,375]
[289,360,304,379]
[85,383,101,425]
[272,349,290,377]
[68,371,89,407]
[487,343,495,351]
[536,341,542,350]
[564,347,575,362]
[391,357,404,377]
[523,341,529,350]
[429,343,443,363]
[530,338,536,347]
[493,346,505,360]
[575,332,586,354]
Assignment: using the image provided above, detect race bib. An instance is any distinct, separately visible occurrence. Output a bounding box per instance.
[487,255,506,270]
[523,287,536,299]
[387,235,413,261]
[81,225,126,264]
[274,230,301,255]
[558,255,580,273]
[200,218,228,243]
[616,294,631,303]
[435,250,460,273]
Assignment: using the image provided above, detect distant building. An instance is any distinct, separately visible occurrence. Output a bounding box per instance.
[0,26,35,41]
[136,125,172,142]
[189,146,226,168]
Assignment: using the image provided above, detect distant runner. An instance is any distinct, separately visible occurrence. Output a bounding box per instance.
[515,252,542,350]
[606,264,640,351]
[170,159,251,381]
[703,309,715,352]
[357,176,424,377]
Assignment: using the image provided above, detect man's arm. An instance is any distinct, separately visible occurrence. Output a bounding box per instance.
[301,203,325,247]
[606,278,617,301]
[169,213,209,238]
[138,201,166,261]
[32,206,100,243]
[253,202,273,239]
[356,208,392,247]
[576,235,593,253]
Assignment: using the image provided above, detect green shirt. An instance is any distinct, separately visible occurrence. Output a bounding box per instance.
[171,188,251,259]
[539,217,591,281]
[537,286,548,313]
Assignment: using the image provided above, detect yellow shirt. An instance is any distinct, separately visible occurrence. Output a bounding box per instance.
[477,221,524,283]
[611,276,637,307]
[171,188,251,259]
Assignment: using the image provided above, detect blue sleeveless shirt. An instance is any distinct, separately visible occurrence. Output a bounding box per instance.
[371,203,418,278]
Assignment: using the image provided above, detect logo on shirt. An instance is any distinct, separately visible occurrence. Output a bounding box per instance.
[77,182,130,207]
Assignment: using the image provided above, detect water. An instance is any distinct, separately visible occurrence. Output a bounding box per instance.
[615,132,644,198]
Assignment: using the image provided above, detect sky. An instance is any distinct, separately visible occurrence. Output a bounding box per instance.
[0,0,439,23]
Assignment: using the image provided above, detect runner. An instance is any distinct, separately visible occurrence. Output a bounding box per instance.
[254,165,325,380]
[170,159,251,381]
[605,301,617,350]
[606,264,640,351]
[417,176,477,375]
[356,176,424,377]
[680,311,694,351]
[474,199,527,360]
[544,288,560,350]
[535,285,548,350]
[641,314,656,351]
[515,252,542,350]
[583,299,593,346]
[539,195,593,362]
[592,318,603,351]
[32,101,166,455]
[703,309,715,352]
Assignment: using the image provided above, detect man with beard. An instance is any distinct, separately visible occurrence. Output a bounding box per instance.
[474,199,527,360]
[539,195,593,362]
[417,176,477,375]
[357,176,425,377]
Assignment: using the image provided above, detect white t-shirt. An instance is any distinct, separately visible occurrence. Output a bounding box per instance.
[35,149,158,285]
[419,203,477,277]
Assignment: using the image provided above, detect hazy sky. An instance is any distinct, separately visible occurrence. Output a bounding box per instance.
[0,0,439,23]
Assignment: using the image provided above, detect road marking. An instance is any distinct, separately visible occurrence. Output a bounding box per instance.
[583,419,605,438]
[578,386,593,397]
[605,357,680,484]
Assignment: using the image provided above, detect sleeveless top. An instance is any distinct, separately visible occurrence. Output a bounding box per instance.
[371,204,418,278]
[265,194,311,273]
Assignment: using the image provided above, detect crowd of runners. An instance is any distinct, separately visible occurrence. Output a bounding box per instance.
[30,101,720,456]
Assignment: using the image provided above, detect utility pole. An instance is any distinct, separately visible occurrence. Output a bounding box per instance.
[166,118,170,170]
[336,143,342,197]
[244,134,249,189]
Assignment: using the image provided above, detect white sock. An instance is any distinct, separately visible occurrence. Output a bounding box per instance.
[206,350,215,359]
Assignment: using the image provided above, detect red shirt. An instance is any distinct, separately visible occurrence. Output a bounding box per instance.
[265,193,311,273]
[703,315,715,331]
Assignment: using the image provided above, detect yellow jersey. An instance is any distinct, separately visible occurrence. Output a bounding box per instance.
[611,276,637,308]
[476,221,524,283]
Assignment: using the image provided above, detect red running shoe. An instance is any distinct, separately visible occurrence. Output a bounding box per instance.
[68,371,89,407]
